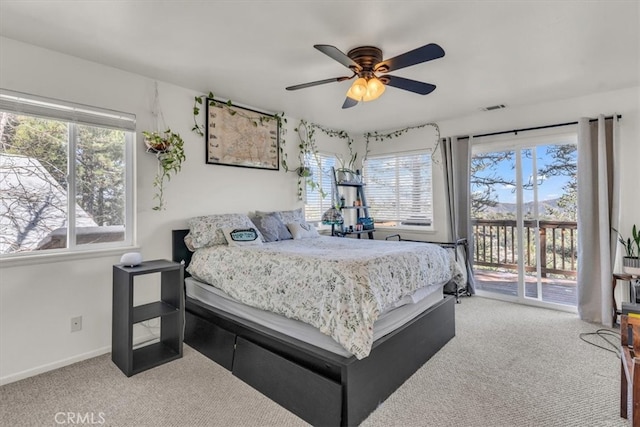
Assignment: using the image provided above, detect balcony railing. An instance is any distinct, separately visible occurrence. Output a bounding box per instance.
[472,219,577,278]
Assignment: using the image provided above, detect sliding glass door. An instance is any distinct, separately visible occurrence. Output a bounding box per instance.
[471,132,578,309]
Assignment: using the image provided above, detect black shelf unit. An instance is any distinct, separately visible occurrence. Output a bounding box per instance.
[112,259,184,376]
[332,167,375,239]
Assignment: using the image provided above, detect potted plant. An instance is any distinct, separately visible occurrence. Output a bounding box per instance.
[614,224,640,274]
[336,152,358,184]
[296,166,312,178]
[142,129,186,211]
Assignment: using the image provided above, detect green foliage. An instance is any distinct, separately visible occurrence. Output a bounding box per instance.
[471,144,578,221]
[2,113,125,225]
[613,224,640,257]
[4,115,68,188]
[142,129,185,211]
[363,122,440,162]
[294,120,325,200]
[471,151,515,217]
[293,120,361,201]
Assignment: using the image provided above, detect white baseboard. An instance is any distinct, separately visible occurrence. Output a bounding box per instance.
[0,346,111,386]
[0,333,157,386]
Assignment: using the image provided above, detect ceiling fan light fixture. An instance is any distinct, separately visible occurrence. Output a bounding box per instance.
[346,77,368,101]
[288,43,445,108]
[362,76,386,102]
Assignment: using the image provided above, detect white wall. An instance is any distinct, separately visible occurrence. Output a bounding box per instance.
[0,37,303,384]
[1,35,638,384]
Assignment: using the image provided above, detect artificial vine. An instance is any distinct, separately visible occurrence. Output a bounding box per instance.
[190,93,441,201]
[293,120,323,200]
[191,92,288,169]
[308,123,357,171]
[363,122,441,163]
[293,120,360,201]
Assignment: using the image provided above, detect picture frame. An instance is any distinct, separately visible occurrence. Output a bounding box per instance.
[205,98,280,170]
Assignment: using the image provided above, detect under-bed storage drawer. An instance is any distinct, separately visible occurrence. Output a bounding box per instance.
[233,337,342,426]
[184,311,236,370]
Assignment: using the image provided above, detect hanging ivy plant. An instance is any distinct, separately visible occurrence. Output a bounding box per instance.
[294,120,324,200]
[142,129,186,211]
[292,120,362,201]
[363,122,441,163]
[191,92,288,169]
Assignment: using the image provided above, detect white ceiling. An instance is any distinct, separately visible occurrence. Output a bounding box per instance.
[1,1,638,133]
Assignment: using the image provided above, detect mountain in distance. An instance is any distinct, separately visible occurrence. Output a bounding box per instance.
[482,198,562,217]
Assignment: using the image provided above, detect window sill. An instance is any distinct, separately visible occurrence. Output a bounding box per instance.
[0,246,141,268]
[374,225,436,233]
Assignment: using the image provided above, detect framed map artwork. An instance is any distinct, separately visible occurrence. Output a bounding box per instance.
[205,99,280,170]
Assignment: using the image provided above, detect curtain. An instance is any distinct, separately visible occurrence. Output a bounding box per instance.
[577,115,619,327]
[442,136,476,294]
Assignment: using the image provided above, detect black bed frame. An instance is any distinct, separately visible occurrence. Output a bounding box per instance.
[172,230,455,426]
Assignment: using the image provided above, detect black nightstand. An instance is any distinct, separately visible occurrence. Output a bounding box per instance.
[112,259,183,376]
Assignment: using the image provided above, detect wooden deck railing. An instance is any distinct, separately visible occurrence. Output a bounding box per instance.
[472,219,577,278]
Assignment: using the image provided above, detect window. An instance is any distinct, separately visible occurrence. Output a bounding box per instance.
[304,152,337,223]
[363,150,433,228]
[0,89,134,256]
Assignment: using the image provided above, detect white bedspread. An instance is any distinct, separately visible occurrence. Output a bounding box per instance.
[187,236,463,359]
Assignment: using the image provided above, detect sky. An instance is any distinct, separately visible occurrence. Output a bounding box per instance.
[473,144,576,205]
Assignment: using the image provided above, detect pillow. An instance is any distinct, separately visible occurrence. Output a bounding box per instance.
[287,221,320,240]
[185,213,263,249]
[256,208,304,225]
[249,211,292,242]
[277,208,305,224]
[221,227,263,247]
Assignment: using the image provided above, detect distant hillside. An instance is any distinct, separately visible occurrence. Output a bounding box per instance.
[477,198,566,218]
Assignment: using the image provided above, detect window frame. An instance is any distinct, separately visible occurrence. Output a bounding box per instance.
[362,149,434,231]
[0,89,135,260]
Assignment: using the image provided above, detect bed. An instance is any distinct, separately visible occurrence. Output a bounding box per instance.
[172,212,460,426]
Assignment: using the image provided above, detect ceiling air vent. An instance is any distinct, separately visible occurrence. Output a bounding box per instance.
[482,104,506,111]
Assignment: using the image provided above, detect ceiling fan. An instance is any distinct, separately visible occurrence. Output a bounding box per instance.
[286,43,445,109]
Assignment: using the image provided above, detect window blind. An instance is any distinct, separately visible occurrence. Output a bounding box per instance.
[304,153,336,222]
[0,89,136,131]
[363,151,433,226]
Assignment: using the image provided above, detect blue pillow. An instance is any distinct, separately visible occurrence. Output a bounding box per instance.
[250,212,292,242]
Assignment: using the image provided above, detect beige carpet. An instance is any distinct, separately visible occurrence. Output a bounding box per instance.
[0,297,630,426]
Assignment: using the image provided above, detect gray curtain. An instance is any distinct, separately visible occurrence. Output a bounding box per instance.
[442,136,476,294]
[577,116,618,327]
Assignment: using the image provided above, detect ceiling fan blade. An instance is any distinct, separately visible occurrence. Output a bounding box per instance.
[314,44,361,71]
[375,43,445,73]
[342,97,358,109]
[384,75,436,95]
[286,75,353,91]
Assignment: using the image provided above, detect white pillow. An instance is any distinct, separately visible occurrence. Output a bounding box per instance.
[185,213,263,249]
[287,221,320,239]
[221,227,263,247]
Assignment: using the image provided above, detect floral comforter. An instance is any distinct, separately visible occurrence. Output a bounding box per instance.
[187,236,463,359]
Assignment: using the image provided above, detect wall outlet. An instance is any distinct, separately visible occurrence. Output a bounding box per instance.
[71,316,82,332]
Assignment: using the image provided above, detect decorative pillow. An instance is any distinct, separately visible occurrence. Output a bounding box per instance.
[277,208,305,224]
[287,221,320,240]
[249,212,292,242]
[256,208,305,225]
[221,227,263,247]
[184,234,196,252]
[185,213,263,249]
